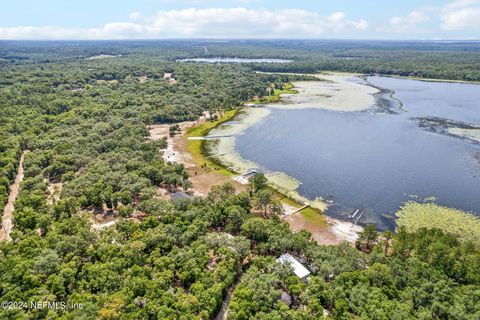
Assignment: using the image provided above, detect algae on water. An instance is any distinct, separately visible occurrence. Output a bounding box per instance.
[396,202,480,244]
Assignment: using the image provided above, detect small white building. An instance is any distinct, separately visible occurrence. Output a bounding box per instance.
[276,253,311,279]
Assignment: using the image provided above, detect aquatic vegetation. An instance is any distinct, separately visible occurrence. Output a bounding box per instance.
[205,107,271,173]
[396,202,480,244]
[265,171,300,193]
[271,74,378,111]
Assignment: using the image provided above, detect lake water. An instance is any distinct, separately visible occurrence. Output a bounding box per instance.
[234,76,480,229]
[177,57,292,63]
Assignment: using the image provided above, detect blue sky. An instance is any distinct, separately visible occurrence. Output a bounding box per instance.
[1,0,479,40]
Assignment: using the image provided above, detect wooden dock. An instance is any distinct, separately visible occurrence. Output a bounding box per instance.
[347,208,365,224]
[291,204,310,215]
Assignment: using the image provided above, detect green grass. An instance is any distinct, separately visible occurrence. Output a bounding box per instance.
[186,109,240,176]
[396,202,480,244]
[249,83,298,104]
[299,207,327,227]
[278,195,303,208]
[276,192,327,225]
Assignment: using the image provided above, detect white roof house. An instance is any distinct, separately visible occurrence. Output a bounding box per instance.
[276,253,311,279]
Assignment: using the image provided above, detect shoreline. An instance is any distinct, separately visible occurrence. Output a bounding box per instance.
[275,70,480,85]
[378,74,480,85]
[175,78,366,244]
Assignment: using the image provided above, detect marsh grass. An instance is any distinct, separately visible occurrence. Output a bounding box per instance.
[396,202,480,244]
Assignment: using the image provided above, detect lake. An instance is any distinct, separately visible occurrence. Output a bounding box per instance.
[230,76,480,230]
[177,57,292,63]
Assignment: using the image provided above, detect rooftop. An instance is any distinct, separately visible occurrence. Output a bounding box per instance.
[276,253,311,279]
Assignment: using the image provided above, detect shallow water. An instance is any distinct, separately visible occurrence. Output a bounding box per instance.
[233,76,480,229]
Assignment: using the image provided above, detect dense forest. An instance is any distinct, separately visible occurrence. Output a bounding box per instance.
[1,41,480,319]
[2,40,480,80]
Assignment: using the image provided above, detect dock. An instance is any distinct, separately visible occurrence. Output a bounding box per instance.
[290,204,310,215]
[354,210,365,224]
[241,169,257,177]
[349,209,360,219]
[347,208,365,224]
[204,153,227,159]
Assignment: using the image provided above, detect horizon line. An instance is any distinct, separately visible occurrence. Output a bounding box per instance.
[1,38,480,42]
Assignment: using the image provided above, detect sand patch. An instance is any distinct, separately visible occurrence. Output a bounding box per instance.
[88,208,118,231]
[46,181,63,206]
[282,204,299,216]
[151,117,247,197]
[91,219,117,230]
[448,127,480,143]
[286,212,335,245]
[148,122,197,166]
[155,186,171,200]
[286,212,361,245]
[327,217,363,243]
[85,54,118,60]
[147,124,169,141]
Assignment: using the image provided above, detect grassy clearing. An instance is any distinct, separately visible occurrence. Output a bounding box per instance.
[277,192,327,225]
[299,207,328,227]
[278,194,303,208]
[186,109,240,176]
[250,83,297,104]
[396,202,480,244]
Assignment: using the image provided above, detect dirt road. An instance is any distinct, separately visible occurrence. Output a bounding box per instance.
[0,151,28,241]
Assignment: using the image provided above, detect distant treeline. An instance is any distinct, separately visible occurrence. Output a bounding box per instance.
[2,40,480,81]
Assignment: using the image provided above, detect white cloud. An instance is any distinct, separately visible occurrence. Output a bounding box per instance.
[129,12,143,21]
[441,0,480,30]
[389,10,429,32]
[0,7,368,40]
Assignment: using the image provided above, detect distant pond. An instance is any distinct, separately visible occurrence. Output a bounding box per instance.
[177,57,292,63]
[234,76,480,230]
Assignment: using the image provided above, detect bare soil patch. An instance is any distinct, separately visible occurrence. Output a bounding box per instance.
[46,181,63,206]
[286,212,340,245]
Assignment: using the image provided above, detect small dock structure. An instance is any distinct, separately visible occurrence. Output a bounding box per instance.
[348,208,365,224]
[241,169,257,178]
[244,103,262,108]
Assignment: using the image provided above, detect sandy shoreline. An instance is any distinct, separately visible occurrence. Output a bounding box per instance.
[448,127,480,143]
